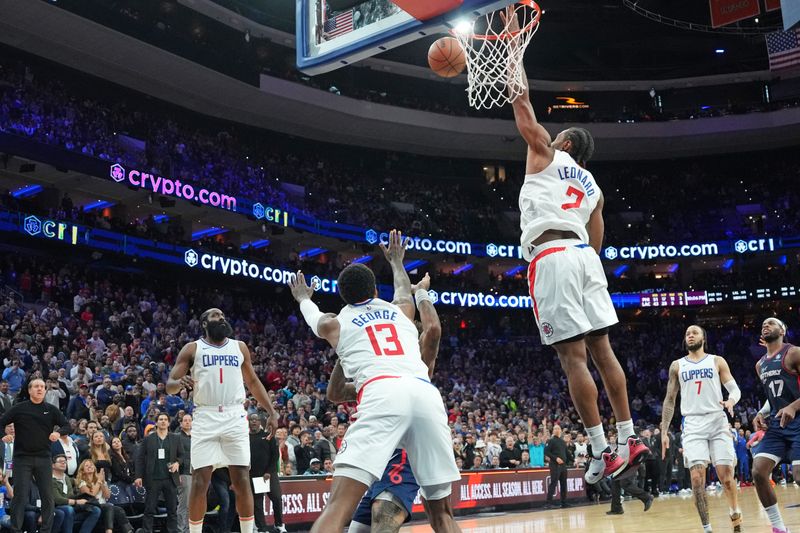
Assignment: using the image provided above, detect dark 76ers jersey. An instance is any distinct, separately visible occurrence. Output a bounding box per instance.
[758,343,800,417]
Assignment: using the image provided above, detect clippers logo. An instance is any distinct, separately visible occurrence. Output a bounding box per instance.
[338,440,347,454]
[109,164,126,182]
[542,322,554,338]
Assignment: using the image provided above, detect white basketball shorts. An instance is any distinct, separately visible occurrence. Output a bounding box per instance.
[682,412,736,468]
[334,375,460,489]
[527,239,618,345]
[191,405,250,470]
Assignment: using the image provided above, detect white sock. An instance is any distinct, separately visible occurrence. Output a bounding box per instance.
[189,521,203,533]
[702,524,713,532]
[616,419,635,443]
[765,504,786,530]
[586,424,607,458]
[729,507,740,516]
[240,516,255,533]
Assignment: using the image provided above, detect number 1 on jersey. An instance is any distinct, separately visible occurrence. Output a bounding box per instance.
[366,324,404,356]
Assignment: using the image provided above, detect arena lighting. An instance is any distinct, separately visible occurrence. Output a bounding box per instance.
[82,200,115,212]
[351,255,374,264]
[240,239,270,251]
[715,48,725,54]
[191,227,227,240]
[504,266,525,276]
[614,265,629,277]
[779,255,788,265]
[453,264,474,275]
[298,247,327,259]
[152,215,169,223]
[453,19,472,35]
[10,185,43,198]
[722,259,734,269]
[668,263,680,273]
[403,259,427,272]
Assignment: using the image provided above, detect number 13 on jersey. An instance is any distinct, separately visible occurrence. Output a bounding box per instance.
[365,324,405,356]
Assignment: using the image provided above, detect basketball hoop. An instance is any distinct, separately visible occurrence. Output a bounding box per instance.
[451,0,541,110]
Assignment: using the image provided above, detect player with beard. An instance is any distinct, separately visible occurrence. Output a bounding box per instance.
[660,325,742,533]
[167,309,277,533]
[751,317,800,533]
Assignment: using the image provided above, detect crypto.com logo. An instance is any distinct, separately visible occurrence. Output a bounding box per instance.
[109,164,126,183]
[604,246,618,260]
[24,215,42,236]
[184,249,199,267]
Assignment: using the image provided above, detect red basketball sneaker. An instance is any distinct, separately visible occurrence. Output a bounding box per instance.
[585,446,626,484]
[618,436,651,467]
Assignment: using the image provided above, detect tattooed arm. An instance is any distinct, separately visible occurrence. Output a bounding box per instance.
[660,360,680,460]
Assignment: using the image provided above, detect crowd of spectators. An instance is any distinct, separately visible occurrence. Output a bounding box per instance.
[3,51,800,251]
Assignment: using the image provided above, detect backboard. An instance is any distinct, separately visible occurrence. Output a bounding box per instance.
[296,0,513,75]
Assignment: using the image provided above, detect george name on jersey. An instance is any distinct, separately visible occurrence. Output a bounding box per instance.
[557,166,596,197]
[202,354,240,367]
[351,309,397,328]
[681,368,713,381]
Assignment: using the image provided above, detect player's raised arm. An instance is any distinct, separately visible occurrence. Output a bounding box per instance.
[586,194,605,254]
[289,271,341,349]
[166,341,196,395]
[412,273,441,378]
[380,229,415,321]
[660,360,680,459]
[716,356,741,417]
[502,7,553,171]
[327,360,356,404]
[239,341,278,435]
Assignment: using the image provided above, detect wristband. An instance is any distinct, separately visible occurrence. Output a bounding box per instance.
[759,400,771,416]
[415,289,432,306]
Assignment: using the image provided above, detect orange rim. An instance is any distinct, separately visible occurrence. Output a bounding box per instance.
[451,0,541,41]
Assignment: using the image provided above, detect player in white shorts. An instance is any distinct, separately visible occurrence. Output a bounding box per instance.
[167,308,277,533]
[289,230,461,533]
[506,5,648,485]
[660,325,743,533]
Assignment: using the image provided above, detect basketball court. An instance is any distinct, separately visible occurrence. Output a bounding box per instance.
[397,486,800,532]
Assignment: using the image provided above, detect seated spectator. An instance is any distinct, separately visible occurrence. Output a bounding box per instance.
[52,424,81,477]
[51,454,102,533]
[303,458,323,476]
[75,459,133,533]
[0,470,12,529]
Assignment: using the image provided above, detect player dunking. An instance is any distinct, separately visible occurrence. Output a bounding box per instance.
[327,272,442,533]
[751,317,800,533]
[660,325,743,533]
[504,7,648,483]
[289,230,461,533]
[166,309,278,533]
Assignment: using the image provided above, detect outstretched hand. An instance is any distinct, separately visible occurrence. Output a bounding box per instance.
[380,229,409,265]
[411,272,431,292]
[720,399,735,417]
[289,271,315,303]
[499,5,520,33]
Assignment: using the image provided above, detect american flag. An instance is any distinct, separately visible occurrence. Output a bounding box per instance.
[323,9,354,39]
[765,28,800,71]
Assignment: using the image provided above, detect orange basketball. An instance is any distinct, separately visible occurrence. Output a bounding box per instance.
[427,37,466,78]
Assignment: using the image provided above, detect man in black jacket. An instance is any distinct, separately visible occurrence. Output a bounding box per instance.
[248,414,285,533]
[0,378,67,533]
[545,425,569,509]
[294,432,316,475]
[135,413,183,533]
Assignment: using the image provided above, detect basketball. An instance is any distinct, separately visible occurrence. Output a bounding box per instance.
[428,36,466,78]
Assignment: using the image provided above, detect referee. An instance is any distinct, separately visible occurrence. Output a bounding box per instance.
[0,378,67,533]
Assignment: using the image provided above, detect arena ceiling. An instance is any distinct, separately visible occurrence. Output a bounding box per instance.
[257,0,782,80]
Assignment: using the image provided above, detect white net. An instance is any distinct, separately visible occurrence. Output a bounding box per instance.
[452,1,541,110]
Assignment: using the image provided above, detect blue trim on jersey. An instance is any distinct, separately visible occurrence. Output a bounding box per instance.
[575,244,590,249]
[416,377,433,385]
[683,354,711,365]
[350,298,375,307]
[198,338,230,348]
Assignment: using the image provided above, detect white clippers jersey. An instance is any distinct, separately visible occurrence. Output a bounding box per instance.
[519,149,602,261]
[336,298,429,390]
[678,355,723,416]
[191,338,246,407]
